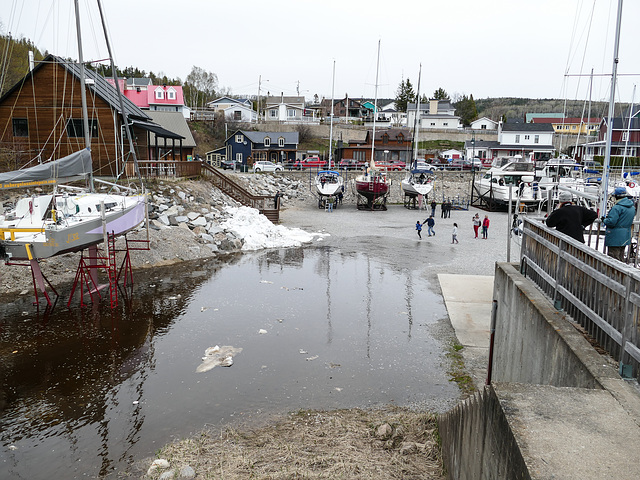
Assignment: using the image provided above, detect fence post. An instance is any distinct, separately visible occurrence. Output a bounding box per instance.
[619,274,634,378]
[552,238,565,310]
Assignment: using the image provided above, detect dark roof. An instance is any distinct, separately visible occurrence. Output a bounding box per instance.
[132,120,184,140]
[0,55,151,121]
[502,123,554,132]
[228,130,299,146]
[464,140,500,148]
[608,117,640,130]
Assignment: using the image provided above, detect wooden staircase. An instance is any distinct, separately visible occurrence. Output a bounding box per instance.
[200,163,279,223]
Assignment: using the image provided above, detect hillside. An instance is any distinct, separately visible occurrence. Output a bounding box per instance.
[475,97,615,122]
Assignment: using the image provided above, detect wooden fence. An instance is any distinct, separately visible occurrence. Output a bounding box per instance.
[519,217,640,381]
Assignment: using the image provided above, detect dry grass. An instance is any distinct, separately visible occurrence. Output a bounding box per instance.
[146,406,445,479]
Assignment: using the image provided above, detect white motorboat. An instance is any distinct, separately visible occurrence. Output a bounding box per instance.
[315,170,344,208]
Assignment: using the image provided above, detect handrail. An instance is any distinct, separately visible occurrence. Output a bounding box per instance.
[199,162,279,222]
[520,216,640,381]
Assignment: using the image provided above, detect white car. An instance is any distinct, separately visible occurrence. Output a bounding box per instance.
[407,161,435,172]
[253,161,283,173]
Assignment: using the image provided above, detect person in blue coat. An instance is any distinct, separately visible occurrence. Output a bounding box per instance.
[603,187,636,261]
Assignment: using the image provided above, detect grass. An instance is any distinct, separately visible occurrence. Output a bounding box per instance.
[136,407,446,479]
[445,341,476,396]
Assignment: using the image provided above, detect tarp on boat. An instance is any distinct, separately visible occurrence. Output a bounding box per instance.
[0,148,92,190]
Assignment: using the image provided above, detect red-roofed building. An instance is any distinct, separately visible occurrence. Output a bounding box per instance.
[107,78,189,119]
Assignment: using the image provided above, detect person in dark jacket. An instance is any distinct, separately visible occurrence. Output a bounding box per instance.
[545,191,597,243]
[603,186,636,261]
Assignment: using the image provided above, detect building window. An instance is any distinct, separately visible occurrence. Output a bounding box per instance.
[167,88,176,100]
[12,118,28,137]
[66,118,99,138]
[264,137,271,147]
[382,134,389,144]
[287,109,297,117]
[443,122,448,126]
[430,122,436,126]
[233,110,242,121]
[515,135,520,143]
[622,131,629,141]
[397,134,404,145]
[524,135,530,140]
[481,124,487,129]
[278,137,285,147]
[534,135,539,144]
[236,153,243,162]
[155,88,164,100]
[269,109,277,118]
[354,151,365,161]
[236,134,244,143]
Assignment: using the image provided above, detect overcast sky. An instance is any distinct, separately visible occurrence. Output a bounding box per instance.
[3,0,640,106]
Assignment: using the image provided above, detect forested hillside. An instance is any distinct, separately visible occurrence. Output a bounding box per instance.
[475,97,613,122]
[0,33,46,96]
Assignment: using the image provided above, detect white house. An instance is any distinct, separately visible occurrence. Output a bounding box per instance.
[441,149,463,160]
[264,95,306,122]
[470,117,498,131]
[407,99,461,129]
[207,97,253,112]
[495,122,555,161]
[222,103,257,123]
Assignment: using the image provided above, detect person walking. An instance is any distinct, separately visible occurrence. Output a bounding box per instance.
[472,213,481,239]
[425,215,436,236]
[451,223,459,244]
[482,215,490,239]
[603,186,636,261]
[445,200,452,218]
[415,220,423,239]
[327,196,334,212]
[430,200,437,217]
[545,191,597,243]
[441,201,446,218]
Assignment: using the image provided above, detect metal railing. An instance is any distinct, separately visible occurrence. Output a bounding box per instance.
[519,216,640,380]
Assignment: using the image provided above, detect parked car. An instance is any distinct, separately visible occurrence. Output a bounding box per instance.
[448,159,473,170]
[220,158,242,170]
[293,156,327,169]
[253,161,283,173]
[376,162,405,171]
[407,161,435,172]
[339,159,367,170]
[430,158,452,169]
[470,158,483,170]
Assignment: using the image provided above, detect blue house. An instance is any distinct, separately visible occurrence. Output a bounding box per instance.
[208,130,299,168]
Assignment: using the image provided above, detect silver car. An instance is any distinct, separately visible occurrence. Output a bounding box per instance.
[253,161,283,173]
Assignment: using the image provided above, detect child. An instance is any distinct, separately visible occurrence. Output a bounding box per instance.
[415,220,422,239]
[452,223,459,244]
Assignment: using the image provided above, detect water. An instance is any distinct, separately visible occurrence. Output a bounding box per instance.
[0,245,459,478]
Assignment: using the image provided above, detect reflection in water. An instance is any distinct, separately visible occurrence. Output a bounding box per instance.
[0,248,454,479]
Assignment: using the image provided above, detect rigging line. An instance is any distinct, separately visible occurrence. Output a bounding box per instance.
[563,0,584,76]
[571,0,597,102]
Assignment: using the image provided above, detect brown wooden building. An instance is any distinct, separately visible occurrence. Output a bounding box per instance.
[337,128,413,164]
[0,54,183,176]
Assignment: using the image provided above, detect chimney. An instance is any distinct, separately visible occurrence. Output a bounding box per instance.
[28,51,34,71]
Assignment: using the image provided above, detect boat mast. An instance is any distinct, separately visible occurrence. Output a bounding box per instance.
[328,60,335,169]
[370,40,380,168]
[73,0,93,190]
[621,84,636,178]
[96,0,143,187]
[600,0,624,216]
[411,64,422,169]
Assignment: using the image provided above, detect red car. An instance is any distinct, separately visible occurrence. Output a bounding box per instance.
[339,159,367,170]
[293,156,327,169]
[375,162,405,171]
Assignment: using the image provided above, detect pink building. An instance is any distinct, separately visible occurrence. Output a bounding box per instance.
[107,78,189,118]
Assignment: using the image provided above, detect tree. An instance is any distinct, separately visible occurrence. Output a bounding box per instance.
[184,66,219,109]
[394,78,415,112]
[433,87,450,100]
[454,94,478,126]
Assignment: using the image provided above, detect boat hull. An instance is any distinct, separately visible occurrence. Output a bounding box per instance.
[0,195,146,260]
[355,175,390,200]
[401,177,434,197]
[315,171,344,197]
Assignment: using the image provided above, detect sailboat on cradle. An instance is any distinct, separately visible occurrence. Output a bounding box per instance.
[0,1,147,295]
[354,40,391,210]
[401,64,434,208]
[314,60,344,208]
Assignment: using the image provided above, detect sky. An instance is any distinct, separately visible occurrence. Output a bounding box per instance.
[3,0,640,106]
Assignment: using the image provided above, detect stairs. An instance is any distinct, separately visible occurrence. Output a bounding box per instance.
[200,163,279,223]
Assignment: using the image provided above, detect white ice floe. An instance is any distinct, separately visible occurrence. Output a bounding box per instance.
[196,345,243,373]
[221,206,327,251]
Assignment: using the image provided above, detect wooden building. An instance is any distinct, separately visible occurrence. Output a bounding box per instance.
[337,128,413,165]
[0,54,182,176]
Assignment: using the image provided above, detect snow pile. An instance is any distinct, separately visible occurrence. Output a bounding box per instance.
[221,206,321,251]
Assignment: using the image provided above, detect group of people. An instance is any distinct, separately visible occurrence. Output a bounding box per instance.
[440,199,453,218]
[415,212,480,244]
[546,187,636,262]
[472,213,491,239]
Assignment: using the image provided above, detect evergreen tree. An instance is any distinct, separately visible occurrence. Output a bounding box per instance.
[433,87,450,100]
[395,78,415,112]
[454,94,478,126]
